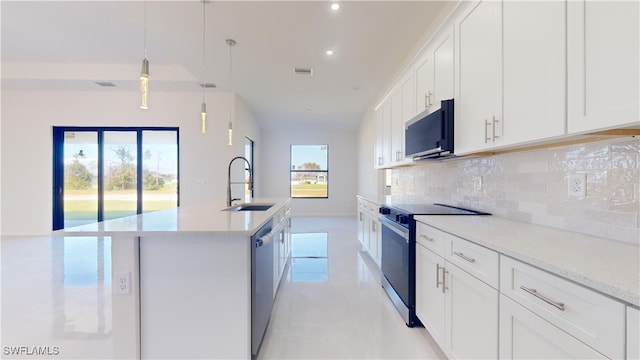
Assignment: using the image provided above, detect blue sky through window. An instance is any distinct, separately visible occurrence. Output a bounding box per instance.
[291,145,328,170]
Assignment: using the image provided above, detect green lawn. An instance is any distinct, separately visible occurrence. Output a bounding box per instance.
[291,183,328,198]
[64,189,177,220]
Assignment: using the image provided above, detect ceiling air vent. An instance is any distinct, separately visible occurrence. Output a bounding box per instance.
[293,68,313,76]
[199,83,216,88]
[95,81,116,87]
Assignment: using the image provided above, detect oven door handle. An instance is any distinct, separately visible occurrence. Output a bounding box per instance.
[379,216,410,241]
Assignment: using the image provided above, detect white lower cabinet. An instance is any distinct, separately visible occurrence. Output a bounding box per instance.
[356,197,381,266]
[273,209,291,297]
[500,255,625,359]
[415,223,498,359]
[500,294,606,359]
[629,307,640,359]
[445,261,498,359]
[416,244,446,346]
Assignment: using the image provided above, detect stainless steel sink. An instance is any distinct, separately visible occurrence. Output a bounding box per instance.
[222,203,275,212]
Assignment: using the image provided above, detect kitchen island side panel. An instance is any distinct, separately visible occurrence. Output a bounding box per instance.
[139,234,251,359]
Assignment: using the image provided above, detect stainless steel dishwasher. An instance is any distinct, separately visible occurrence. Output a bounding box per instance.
[251,219,274,357]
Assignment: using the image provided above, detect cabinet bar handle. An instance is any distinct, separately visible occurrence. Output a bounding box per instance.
[453,251,476,263]
[492,116,500,139]
[442,269,448,293]
[520,286,566,311]
[436,263,443,289]
[484,119,492,143]
[420,234,434,242]
[427,91,433,107]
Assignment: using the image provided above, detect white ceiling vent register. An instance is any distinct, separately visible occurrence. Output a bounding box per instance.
[293,68,313,76]
[95,81,116,87]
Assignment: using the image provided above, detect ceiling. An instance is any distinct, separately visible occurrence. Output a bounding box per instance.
[1,1,449,131]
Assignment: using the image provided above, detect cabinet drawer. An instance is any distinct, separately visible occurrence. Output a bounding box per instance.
[446,236,499,289]
[500,256,625,359]
[416,222,447,257]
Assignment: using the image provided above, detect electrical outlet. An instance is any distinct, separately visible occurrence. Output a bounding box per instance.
[473,176,483,192]
[567,173,587,198]
[115,271,131,295]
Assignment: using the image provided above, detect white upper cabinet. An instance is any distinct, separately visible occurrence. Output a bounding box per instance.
[374,108,384,168]
[375,72,415,169]
[415,26,455,116]
[374,100,393,168]
[432,27,455,110]
[390,86,403,164]
[454,0,502,154]
[415,48,434,115]
[502,0,566,147]
[567,0,639,134]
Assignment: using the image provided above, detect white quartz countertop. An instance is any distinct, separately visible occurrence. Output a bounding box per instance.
[414,215,640,307]
[55,198,291,237]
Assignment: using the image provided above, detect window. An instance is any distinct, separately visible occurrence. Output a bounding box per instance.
[52,127,179,230]
[290,145,328,198]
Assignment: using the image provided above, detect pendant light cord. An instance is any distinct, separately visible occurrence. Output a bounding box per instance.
[202,1,206,103]
[229,41,233,92]
[143,0,147,58]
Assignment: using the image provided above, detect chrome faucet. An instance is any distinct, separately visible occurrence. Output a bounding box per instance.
[227,156,253,207]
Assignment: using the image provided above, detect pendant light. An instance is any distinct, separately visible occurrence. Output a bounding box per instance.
[226,38,236,145]
[200,1,208,134]
[140,0,149,110]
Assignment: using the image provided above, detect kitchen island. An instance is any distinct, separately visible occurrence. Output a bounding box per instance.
[55,198,292,359]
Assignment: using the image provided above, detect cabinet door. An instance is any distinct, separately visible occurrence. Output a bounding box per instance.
[502,0,566,147]
[390,88,403,165]
[500,295,607,359]
[382,102,392,167]
[455,0,502,154]
[401,70,417,122]
[415,51,434,115]
[444,262,498,359]
[568,0,639,133]
[416,244,446,346]
[368,218,381,266]
[399,74,414,165]
[374,109,384,168]
[357,206,365,246]
[628,306,640,360]
[432,26,454,107]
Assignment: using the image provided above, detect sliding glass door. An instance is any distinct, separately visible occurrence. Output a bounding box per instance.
[53,127,179,230]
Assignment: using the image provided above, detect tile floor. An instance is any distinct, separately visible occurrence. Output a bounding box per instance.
[1,217,444,359]
[258,217,445,359]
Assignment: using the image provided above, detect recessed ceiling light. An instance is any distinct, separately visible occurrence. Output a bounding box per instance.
[326,50,334,56]
[305,108,312,112]
[331,3,340,11]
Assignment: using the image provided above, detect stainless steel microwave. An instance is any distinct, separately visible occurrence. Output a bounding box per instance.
[405,99,454,160]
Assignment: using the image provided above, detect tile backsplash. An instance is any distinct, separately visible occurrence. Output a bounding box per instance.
[391,137,640,245]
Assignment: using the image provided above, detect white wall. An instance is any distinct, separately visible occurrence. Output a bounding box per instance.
[1,89,259,235]
[258,129,357,216]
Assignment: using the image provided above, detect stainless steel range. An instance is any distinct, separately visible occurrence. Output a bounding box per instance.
[378,203,490,327]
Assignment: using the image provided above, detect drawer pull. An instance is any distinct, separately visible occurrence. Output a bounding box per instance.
[420,234,434,242]
[436,263,443,289]
[453,251,476,263]
[520,286,566,311]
